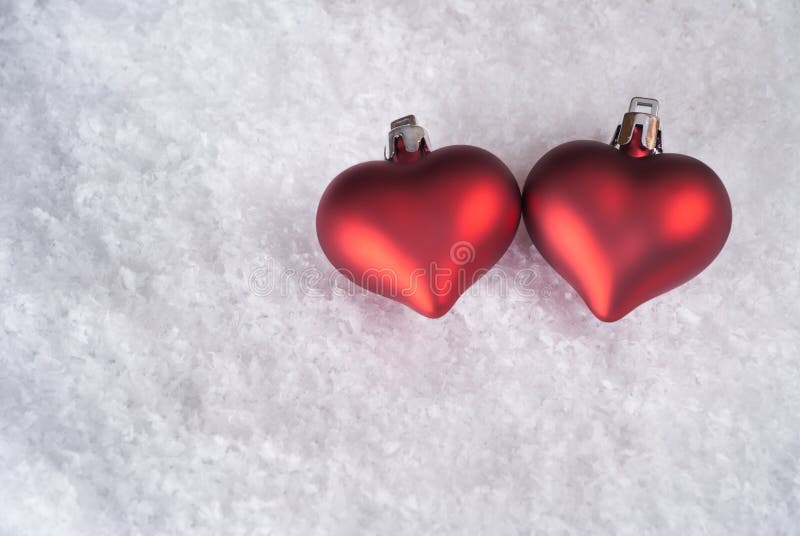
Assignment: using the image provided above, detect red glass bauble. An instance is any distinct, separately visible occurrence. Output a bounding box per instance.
[523,112,732,321]
[317,120,520,318]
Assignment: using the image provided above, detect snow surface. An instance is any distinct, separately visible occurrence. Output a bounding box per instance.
[1,1,799,534]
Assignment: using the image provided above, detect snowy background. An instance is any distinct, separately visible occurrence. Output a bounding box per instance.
[1,1,799,534]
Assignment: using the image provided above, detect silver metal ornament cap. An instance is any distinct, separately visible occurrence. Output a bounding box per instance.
[384,115,431,160]
[611,97,663,153]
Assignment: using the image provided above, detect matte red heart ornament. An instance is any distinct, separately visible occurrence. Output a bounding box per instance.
[317,116,521,318]
[523,98,732,321]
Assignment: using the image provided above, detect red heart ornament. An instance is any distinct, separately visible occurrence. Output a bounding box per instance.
[523,118,732,321]
[317,118,520,318]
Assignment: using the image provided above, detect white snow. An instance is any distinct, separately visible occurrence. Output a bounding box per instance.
[1,1,799,534]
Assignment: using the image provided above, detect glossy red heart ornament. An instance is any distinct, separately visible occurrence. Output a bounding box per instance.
[317,122,520,318]
[523,123,732,322]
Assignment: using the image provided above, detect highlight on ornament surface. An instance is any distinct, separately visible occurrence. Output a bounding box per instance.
[316,115,522,318]
[522,97,732,322]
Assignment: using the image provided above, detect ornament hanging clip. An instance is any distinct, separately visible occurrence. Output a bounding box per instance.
[385,115,431,160]
[611,97,663,153]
